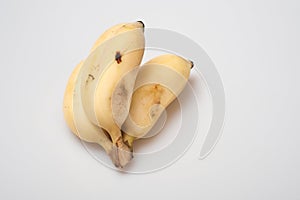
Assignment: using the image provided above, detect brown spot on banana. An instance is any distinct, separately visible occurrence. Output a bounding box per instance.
[111,68,139,128]
[115,51,122,64]
[153,84,163,104]
[88,74,95,80]
[85,74,95,85]
[117,84,128,97]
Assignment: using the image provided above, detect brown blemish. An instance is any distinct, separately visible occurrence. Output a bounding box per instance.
[88,74,95,80]
[150,112,156,118]
[115,51,122,64]
[119,84,128,97]
[151,84,162,105]
[154,84,159,89]
[85,74,95,85]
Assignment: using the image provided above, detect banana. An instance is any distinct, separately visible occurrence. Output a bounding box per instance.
[64,22,192,168]
[121,54,193,148]
[79,22,145,152]
[63,21,145,168]
[63,62,122,166]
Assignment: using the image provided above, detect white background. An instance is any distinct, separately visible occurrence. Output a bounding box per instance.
[0,0,299,199]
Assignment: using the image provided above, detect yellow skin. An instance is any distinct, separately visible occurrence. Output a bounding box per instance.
[122,54,193,148]
[94,51,144,142]
[62,22,144,168]
[63,23,192,167]
[63,62,82,135]
[81,22,144,128]
[90,22,144,52]
[63,62,126,166]
[92,23,145,148]
[63,62,112,153]
[128,84,173,127]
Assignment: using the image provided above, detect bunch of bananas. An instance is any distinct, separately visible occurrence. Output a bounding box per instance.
[63,21,193,168]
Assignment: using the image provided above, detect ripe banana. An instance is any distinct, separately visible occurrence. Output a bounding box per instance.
[79,22,145,152]
[63,22,193,168]
[121,54,193,148]
[63,62,121,166]
[63,21,145,168]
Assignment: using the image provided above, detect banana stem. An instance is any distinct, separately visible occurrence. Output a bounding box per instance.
[98,139,133,168]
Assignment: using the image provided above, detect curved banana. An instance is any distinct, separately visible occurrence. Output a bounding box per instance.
[63,62,121,166]
[79,22,145,151]
[63,22,143,167]
[121,54,193,148]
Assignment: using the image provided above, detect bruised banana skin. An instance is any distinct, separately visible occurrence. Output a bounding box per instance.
[63,62,121,166]
[83,22,145,153]
[122,54,193,148]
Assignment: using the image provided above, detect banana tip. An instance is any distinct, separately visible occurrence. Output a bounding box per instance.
[137,20,145,28]
[189,60,194,69]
